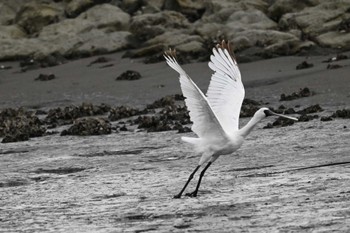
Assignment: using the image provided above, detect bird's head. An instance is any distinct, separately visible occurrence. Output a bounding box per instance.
[256,107,298,121]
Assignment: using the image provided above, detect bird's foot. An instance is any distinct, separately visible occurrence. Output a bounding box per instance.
[173,194,182,199]
[185,191,198,198]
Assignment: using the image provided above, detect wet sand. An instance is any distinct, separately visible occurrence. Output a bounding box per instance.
[1,52,350,232]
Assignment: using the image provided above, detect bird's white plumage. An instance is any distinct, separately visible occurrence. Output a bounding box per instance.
[164,55,227,140]
[207,47,245,132]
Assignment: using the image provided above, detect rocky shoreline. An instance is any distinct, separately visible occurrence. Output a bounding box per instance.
[1,0,350,65]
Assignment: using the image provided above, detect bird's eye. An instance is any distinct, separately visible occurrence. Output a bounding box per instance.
[263,110,271,116]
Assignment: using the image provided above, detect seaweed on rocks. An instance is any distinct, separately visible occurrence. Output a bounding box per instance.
[332,109,350,119]
[296,61,313,70]
[61,117,111,136]
[280,87,313,101]
[297,104,323,115]
[116,70,142,81]
[0,108,46,143]
[44,103,111,127]
[108,106,143,121]
[298,114,319,122]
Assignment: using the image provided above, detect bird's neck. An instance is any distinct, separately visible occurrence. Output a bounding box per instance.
[238,115,263,138]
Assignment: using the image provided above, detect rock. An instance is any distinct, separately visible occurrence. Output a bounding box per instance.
[116,70,142,81]
[320,116,333,121]
[61,117,111,136]
[279,2,350,38]
[76,4,130,31]
[280,87,313,101]
[108,106,142,121]
[225,10,278,32]
[65,0,111,18]
[163,0,206,22]
[135,115,173,132]
[298,114,319,122]
[15,3,60,35]
[332,109,350,119]
[327,64,343,69]
[87,56,112,66]
[0,2,17,25]
[338,18,350,32]
[268,0,320,21]
[44,103,111,127]
[297,104,323,115]
[316,31,350,50]
[227,30,300,56]
[130,11,190,42]
[296,61,314,70]
[0,108,46,143]
[35,73,56,81]
[0,25,26,40]
[264,116,295,128]
[119,0,143,15]
[143,31,205,61]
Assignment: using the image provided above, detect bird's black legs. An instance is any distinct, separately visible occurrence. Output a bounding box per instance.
[186,162,212,197]
[173,165,200,199]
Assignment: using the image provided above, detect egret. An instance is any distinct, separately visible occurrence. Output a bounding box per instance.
[164,40,298,198]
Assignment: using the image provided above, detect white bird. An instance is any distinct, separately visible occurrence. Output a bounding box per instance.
[164,40,298,198]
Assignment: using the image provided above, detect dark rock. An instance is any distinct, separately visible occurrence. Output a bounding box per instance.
[177,125,191,133]
[298,114,319,122]
[297,104,323,115]
[99,64,114,68]
[61,117,111,136]
[264,116,295,128]
[87,56,111,66]
[146,95,176,109]
[327,64,343,69]
[338,18,350,33]
[332,109,350,119]
[280,87,313,101]
[108,106,142,121]
[35,73,56,81]
[116,70,142,81]
[119,125,128,131]
[0,108,46,143]
[135,115,172,132]
[296,61,313,70]
[320,116,333,121]
[45,103,111,127]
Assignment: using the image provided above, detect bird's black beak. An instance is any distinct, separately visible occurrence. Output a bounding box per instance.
[264,109,298,121]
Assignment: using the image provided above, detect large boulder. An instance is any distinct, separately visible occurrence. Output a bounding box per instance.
[0,25,26,40]
[130,11,190,41]
[316,31,350,50]
[268,0,320,21]
[0,2,17,25]
[279,1,350,38]
[65,0,111,18]
[225,10,278,32]
[15,3,61,35]
[77,4,130,31]
[163,0,206,22]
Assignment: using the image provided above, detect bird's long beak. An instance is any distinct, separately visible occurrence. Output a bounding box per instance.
[266,110,298,121]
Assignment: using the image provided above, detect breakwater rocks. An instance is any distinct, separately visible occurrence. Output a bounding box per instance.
[1,0,350,64]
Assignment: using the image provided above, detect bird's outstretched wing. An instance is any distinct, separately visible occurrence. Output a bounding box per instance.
[207,41,245,132]
[164,50,227,140]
